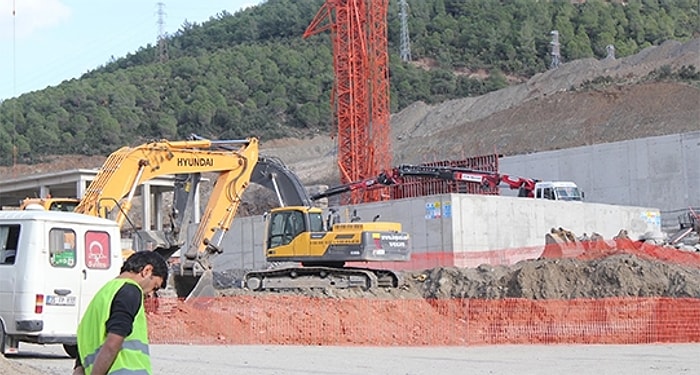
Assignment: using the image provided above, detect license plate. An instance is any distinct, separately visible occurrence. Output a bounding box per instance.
[46,295,76,306]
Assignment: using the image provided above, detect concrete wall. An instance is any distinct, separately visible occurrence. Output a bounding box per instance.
[451,194,660,250]
[212,216,266,271]
[213,194,661,271]
[500,131,700,229]
[449,194,660,267]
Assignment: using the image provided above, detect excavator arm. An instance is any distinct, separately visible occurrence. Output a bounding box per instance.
[174,150,259,299]
[75,137,257,227]
[73,137,260,299]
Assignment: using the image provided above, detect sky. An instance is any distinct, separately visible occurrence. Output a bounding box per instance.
[0,0,262,101]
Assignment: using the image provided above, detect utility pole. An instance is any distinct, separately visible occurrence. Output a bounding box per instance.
[399,0,411,62]
[156,2,169,63]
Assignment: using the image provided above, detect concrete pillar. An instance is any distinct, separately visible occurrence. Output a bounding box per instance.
[76,177,90,198]
[154,190,163,230]
[142,184,152,230]
[40,185,50,198]
[194,181,201,224]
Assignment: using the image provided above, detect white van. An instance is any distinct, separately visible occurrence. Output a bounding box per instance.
[0,208,122,357]
[534,181,584,201]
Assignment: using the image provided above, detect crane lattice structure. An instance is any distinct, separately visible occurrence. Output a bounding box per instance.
[304,0,392,204]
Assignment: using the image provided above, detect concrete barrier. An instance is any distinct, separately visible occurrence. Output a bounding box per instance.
[214,193,661,271]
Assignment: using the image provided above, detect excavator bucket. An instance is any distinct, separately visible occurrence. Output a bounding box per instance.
[173,271,217,302]
[542,227,586,259]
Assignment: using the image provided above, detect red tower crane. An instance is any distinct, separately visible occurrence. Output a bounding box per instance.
[304,0,392,204]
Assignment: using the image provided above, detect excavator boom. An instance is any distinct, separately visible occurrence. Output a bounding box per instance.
[75,138,255,228]
[70,136,260,299]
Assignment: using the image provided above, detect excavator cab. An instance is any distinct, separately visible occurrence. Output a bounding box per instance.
[20,198,80,212]
[266,207,325,249]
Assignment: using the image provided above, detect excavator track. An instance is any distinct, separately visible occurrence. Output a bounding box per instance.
[244,267,400,291]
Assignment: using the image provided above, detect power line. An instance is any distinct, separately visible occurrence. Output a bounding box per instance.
[12,0,17,174]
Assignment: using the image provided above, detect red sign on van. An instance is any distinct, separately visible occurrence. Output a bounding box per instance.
[85,231,111,269]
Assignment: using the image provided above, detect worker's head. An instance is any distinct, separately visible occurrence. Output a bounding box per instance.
[121,251,168,293]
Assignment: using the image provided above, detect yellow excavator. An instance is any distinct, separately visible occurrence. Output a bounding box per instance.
[21,135,411,297]
[244,206,410,291]
[75,136,262,298]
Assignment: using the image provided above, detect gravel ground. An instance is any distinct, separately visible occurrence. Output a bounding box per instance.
[8,343,700,375]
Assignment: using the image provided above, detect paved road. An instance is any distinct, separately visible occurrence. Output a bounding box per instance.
[9,343,700,375]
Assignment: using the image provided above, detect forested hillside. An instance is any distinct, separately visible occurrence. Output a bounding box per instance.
[0,0,696,166]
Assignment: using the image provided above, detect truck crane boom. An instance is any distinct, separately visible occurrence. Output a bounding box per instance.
[310,164,582,202]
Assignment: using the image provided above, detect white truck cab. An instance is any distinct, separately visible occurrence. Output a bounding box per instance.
[534,181,584,201]
[0,209,122,357]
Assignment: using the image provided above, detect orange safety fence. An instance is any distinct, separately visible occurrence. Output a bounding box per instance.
[145,297,700,346]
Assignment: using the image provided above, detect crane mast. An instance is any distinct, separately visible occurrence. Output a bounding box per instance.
[304,0,392,204]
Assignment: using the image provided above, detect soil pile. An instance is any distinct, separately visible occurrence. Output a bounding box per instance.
[146,251,700,346]
[213,251,700,300]
[412,254,700,300]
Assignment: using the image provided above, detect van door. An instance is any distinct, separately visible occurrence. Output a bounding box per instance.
[78,230,115,318]
[42,227,81,336]
[0,224,21,335]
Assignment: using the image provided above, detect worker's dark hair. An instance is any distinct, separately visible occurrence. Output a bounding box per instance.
[121,251,168,288]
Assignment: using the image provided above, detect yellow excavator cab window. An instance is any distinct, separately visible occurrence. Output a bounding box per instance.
[309,212,325,232]
[49,201,79,212]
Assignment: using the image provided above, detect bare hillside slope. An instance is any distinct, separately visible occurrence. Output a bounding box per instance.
[392,39,700,164]
[268,38,700,184]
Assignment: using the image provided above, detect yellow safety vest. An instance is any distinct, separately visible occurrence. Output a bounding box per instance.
[77,278,151,375]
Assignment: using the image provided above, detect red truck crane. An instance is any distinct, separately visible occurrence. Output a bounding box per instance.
[311,164,584,202]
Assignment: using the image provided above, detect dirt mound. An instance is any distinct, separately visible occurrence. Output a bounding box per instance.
[148,251,700,347]
[214,251,700,301]
[414,254,700,300]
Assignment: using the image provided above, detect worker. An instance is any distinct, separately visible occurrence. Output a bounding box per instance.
[72,251,168,375]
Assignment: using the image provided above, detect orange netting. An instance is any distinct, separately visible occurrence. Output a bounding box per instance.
[146,297,700,346]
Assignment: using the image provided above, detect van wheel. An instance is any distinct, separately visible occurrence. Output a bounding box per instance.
[63,344,78,359]
[0,325,6,357]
